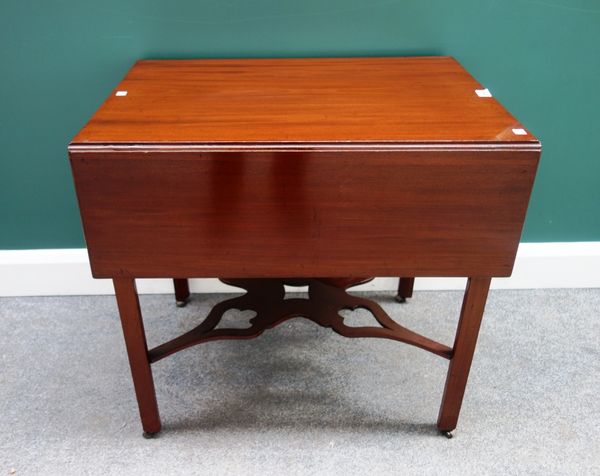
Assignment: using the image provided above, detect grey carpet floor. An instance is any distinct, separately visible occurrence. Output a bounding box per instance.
[0,289,599,475]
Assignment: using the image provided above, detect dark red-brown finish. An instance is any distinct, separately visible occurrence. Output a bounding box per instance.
[149,278,452,363]
[72,57,536,144]
[438,277,492,431]
[113,278,161,434]
[397,278,415,301]
[173,278,190,304]
[70,150,538,279]
[69,57,541,437]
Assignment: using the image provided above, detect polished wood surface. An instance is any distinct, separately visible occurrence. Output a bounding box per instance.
[438,277,491,432]
[70,149,538,278]
[149,278,452,364]
[71,57,537,146]
[113,278,160,435]
[397,277,415,302]
[69,57,541,437]
[173,278,190,306]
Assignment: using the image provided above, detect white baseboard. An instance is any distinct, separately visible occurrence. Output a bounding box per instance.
[0,243,599,297]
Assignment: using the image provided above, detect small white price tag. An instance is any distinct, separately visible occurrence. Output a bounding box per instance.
[512,128,527,135]
[115,90,128,97]
[475,88,492,97]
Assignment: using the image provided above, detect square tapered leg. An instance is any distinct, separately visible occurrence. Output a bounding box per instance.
[173,278,190,307]
[437,277,491,435]
[113,278,161,436]
[396,277,415,303]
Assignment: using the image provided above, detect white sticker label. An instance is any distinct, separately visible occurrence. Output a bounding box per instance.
[475,88,492,97]
[115,90,128,97]
[512,128,527,135]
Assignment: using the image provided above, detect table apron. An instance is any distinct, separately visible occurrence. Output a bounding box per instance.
[69,149,539,278]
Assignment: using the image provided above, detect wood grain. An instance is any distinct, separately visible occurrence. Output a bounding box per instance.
[70,149,539,278]
[148,278,452,363]
[113,278,160,434]
[438,277,492,432]
[71,57,538,146]
[69,57,541,436]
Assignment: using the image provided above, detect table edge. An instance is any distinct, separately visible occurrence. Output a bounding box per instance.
[68,141,541,154]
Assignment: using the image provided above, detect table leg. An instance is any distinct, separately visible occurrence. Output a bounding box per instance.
[113,278,161,436]
[437,277,491,436]
[396,277,415,303]
[173,278,190,307]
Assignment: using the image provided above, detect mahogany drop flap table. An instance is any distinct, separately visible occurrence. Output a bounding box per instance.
[69,57,540,437]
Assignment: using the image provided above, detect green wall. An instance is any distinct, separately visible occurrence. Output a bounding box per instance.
[1,0,599,249]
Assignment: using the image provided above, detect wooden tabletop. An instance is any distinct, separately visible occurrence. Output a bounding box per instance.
[71,56,539,149]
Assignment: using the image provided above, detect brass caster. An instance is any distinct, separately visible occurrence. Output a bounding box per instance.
[176,300,188,308]
[395,295,407,303]
[441,430,454,439]
[143,431,160,439]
